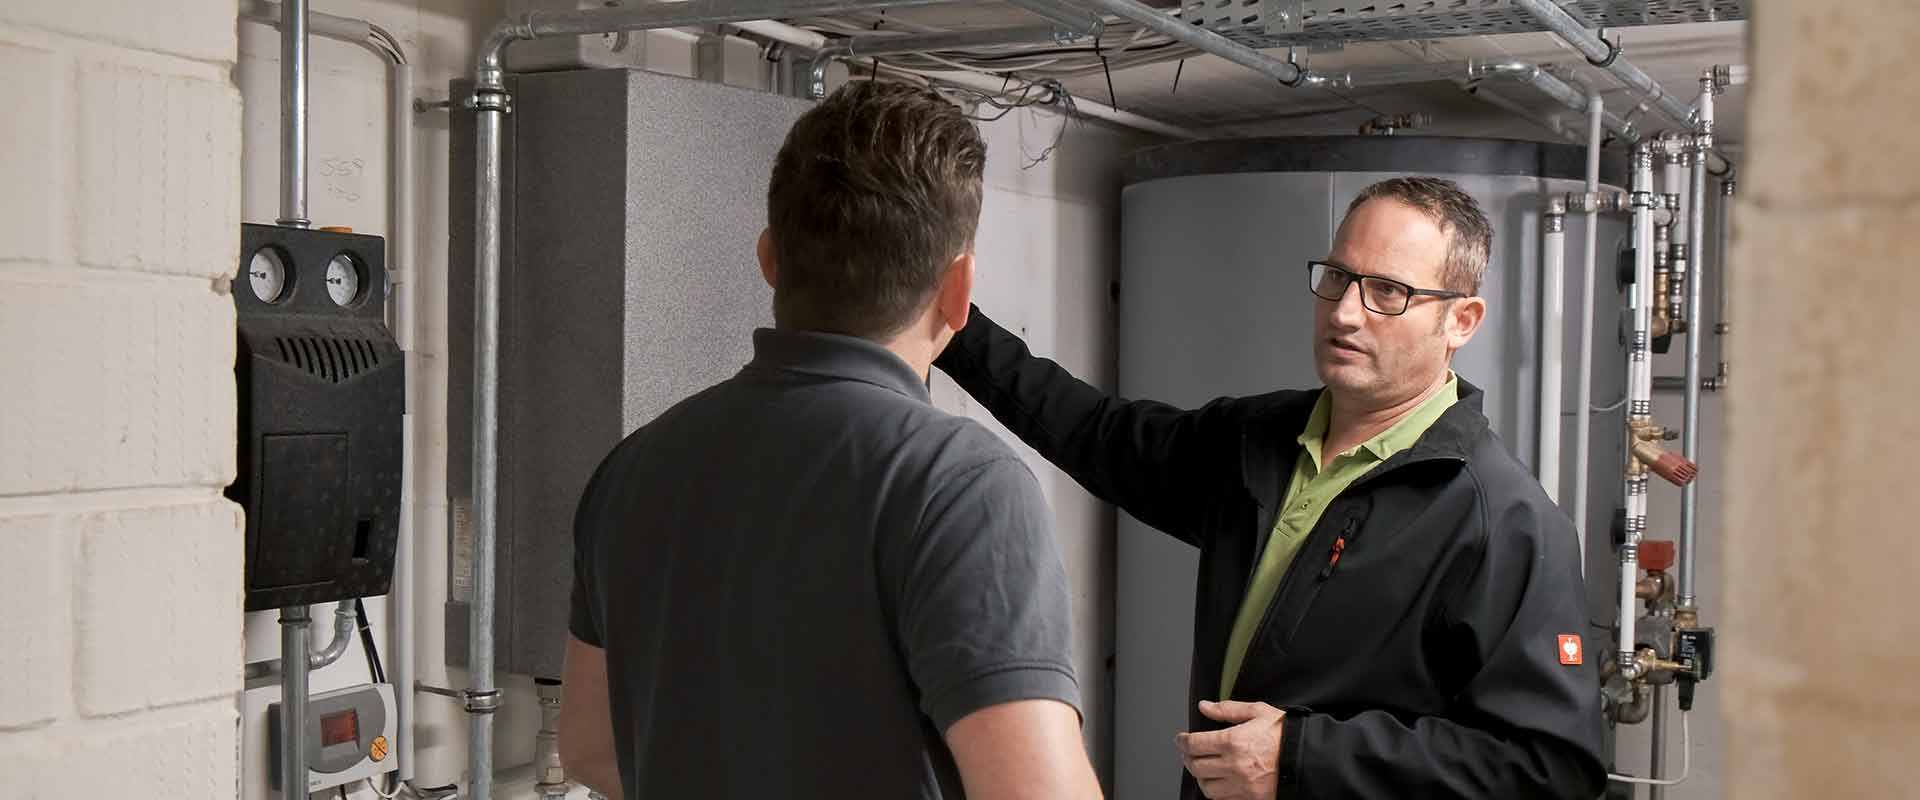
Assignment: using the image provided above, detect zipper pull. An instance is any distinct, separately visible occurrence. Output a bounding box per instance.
[1318,536,1347,580]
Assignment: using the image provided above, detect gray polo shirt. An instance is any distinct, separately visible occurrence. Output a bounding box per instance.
[570,327,1081,799]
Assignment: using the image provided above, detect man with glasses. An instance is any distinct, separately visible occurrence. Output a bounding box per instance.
[935,177,1603,799]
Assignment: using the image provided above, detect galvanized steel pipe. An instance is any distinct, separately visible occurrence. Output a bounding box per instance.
[278,0,309,227]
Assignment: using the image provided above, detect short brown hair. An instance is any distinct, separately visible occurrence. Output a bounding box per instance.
[766,81,987,339]
[1345,177,1492,295]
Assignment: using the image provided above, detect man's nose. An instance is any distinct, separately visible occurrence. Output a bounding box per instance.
[1327,281,1367,328]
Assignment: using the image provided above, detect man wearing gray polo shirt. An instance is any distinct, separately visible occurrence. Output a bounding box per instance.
[555,81,1101,800]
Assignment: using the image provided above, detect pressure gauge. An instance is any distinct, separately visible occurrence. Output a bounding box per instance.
[248,248,289,303]
[326,253,363,307]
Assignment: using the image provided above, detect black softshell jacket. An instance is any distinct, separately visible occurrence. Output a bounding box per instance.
[935,307,1605,799]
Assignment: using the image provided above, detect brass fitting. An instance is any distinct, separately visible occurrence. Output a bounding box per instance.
[1636,650,1692,677]
[1629,419,1697,485]
[1635,572,1674,605]
[1652,271,1672,338]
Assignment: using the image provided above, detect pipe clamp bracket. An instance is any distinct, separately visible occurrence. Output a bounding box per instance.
[470,89,513,114]
[463,688,504,714]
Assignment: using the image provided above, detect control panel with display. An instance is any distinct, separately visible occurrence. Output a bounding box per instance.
[268,683,397,793]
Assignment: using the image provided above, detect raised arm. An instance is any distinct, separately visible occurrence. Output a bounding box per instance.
[935,305,1247,545]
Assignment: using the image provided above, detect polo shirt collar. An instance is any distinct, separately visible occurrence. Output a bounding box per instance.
[748,327,931,402]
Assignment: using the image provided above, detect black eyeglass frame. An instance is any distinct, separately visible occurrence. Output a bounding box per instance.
[1305,259,1469,316]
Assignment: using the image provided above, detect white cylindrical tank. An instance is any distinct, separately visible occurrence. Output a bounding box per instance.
[1112,136,1631,799]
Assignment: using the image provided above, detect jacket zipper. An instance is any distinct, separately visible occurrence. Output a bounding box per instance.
[1232,453,1467,694]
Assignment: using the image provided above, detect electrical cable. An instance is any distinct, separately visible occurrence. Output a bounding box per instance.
[1608,711,1690,786]
[367,776,407,799]
[1591,394,1630,413]
[354,598,386,684]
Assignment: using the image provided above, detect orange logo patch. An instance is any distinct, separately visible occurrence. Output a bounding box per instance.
[1557,635,1583,665]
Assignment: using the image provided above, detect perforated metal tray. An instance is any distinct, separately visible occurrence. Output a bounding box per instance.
[1178,0,1746,48]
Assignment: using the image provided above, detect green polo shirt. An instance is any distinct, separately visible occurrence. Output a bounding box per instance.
[1219,375,1459,699]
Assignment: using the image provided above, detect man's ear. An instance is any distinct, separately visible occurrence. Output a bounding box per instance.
[1445,295,1487,351]
[935,249,974,334]
[756,228,778,290]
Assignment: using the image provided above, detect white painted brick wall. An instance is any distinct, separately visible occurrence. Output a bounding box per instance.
[77,57,243,277]
[77,499,244,716]
[0,0,242,796]
[0,39,57,263]
[0,513,67,731]
[0,0,237,64]
[0,271,236,495]
[0,706,239,798]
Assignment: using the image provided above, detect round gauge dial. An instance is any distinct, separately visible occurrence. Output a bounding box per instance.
[325,253,363,307]
[248,248,289,303]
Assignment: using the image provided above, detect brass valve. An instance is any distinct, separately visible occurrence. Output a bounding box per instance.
[1629,419,1697,485]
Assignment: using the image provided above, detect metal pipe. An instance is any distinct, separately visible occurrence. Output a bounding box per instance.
[1573,91,1602,569]
[469,94,505,800]
[1510,0,1686,124]
[484,0,951,74]
[1680,72,1715,609]
[1714,174,1734,387]
[280,605,312,799]
[1539,201,1567,503]
[1061,0,1305,86]
[1471,61,1640,142]
[1510,0,1730,175]
[277,0,309,227]
[1650,684,1668,796]
[846,23,1095,57]
[308,599,356,669]
[1619,142,1656,681]
[382,23,419,783]
[534,679,568,798]
[734,18,827,49]
[1005,0,1104,33]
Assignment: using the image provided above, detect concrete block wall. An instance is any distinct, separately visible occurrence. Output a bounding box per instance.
[0,0,245,797]
[1723,3,1920,797]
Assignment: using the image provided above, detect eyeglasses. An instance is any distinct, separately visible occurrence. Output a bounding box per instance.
[1306,260,1467,316]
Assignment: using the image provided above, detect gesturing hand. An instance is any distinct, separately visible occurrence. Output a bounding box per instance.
[1174,700,1286,800]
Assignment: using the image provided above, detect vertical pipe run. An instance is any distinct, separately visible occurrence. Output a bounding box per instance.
[278,0,310,227]
[387,37,418,784]
[279,606,312,799]
[1651,684,1669,797]
[1714,176,1734,381]
[469,82,506,800]
[276,2,313,794]
[1666,145,1691,331]
[1573,93,1603,570]
[1680,76,1716,609]
[1620,144,1656,680]
[1539,205,1567,503]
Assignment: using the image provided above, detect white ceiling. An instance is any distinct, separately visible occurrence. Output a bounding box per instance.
[812,4,1750,147]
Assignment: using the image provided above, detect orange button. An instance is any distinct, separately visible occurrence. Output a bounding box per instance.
[319,225,354,233]
[370,735,389,762]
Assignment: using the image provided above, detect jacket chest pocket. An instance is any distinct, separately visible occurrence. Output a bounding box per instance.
[1232,507,1368,696]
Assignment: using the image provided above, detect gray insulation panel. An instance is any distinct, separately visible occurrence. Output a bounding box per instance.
[449,68,807,677]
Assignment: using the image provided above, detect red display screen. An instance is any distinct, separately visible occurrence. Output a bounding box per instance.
[320,709,359,747]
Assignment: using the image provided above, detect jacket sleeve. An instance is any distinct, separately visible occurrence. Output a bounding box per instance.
[933,304,1245,547]
[1275,487,1607,799]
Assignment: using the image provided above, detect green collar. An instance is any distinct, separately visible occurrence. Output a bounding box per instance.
[1299,374,1460,471]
